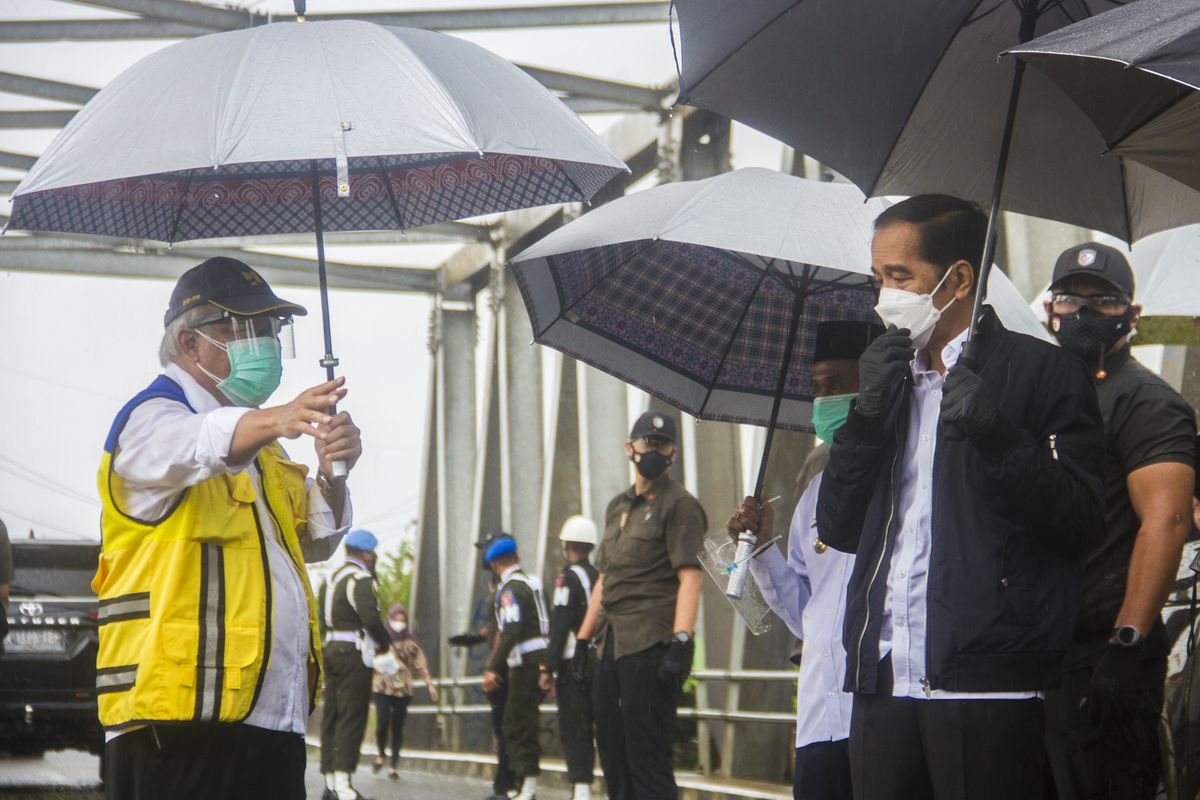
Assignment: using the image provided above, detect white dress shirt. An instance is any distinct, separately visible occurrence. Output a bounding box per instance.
[750,473,854,747]
[878,328,1036,701]
[110,362,352,735]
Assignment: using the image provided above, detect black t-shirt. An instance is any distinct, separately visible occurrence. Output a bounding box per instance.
[1076,348,1196,647]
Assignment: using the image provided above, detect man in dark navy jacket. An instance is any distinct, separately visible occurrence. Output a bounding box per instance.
[816,195,1105,800]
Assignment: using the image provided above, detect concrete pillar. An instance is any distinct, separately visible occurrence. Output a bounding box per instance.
[436,303,477,669]
[411,356,442,674]
[535,353,584,580]
[1001,212,1092,300]
[500,266,545,561]
[578,363,631,530]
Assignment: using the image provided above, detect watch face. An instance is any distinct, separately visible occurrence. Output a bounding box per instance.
[674,632,691,645]
[1116,626,1142,646]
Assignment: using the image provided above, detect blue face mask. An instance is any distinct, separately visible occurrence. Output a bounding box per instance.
[811,393,856,442]
[196,332,283,407]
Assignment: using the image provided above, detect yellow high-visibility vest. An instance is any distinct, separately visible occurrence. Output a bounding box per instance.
[93,375,323,730]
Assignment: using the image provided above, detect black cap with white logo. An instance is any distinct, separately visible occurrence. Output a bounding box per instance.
[629,410,678,443]
[165,257,307,328]
[1050,242,1135,299]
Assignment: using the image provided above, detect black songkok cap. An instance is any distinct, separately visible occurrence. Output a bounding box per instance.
[813,321,885,364]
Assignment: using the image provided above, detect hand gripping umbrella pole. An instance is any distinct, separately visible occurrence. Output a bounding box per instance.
[950,2,1039,440]
[310,159,348,481]
[727,277,808,600]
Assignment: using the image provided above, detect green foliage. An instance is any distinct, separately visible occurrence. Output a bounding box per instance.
[375,537,415,612]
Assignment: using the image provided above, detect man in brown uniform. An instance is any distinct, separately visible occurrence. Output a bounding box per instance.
[574,411,706,800]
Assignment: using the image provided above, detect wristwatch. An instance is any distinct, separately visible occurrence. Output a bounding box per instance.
[315,473,337,502]
[670,631,692,646]
[1113,625,1144,648]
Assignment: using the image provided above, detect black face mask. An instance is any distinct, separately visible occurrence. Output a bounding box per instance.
[632,449,673,480]
[1051,307,1133,363]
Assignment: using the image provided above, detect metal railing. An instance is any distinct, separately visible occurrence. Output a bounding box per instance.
[405,668,798,724]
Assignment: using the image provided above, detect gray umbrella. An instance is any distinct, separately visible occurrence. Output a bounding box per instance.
[1008,0,1200,193]
[673,0,1200,244]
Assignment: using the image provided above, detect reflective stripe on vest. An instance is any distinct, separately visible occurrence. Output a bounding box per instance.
[495,570,550,667]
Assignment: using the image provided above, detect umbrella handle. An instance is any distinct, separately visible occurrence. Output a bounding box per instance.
[329,459,349,480]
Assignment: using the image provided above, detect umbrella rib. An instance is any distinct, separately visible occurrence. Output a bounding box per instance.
[553,160,589,203]
[695,261,771,420]
[378,165,406,231]
[1118,157,1135,243]
[676,1,802,103]
[533,238,659,340]
[166,172,196,244]
[864,2,981,195]
[1107,93,1193,152]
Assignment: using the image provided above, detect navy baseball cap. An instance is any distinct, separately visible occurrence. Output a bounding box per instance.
[629,411,678,443]
[1050,243,1135,299]
[165,257,307,327]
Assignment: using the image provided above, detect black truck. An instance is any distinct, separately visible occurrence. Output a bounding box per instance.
[1,538,102,758]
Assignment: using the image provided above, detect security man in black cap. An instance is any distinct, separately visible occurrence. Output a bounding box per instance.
[482,534,550,800]
[1043,242,1197,800]
[574,411,706,800]
[319,530,391,800]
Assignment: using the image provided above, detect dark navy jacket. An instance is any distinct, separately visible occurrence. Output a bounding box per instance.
[817,310,1105,694]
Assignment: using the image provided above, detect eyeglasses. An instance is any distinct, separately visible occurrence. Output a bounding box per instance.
[1050,292,1130,314]
[193,312,291,339]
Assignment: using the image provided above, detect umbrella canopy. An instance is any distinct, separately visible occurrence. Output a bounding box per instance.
[673,0,1200,244]
[511,168,1048,434]
[7,20,626,241]
[1007,0,1200,194]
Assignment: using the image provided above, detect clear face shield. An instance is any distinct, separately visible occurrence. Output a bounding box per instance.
[194,312,296,358]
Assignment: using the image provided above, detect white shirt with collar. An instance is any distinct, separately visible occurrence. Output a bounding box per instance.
[110,362,352,735]
[877,326,1037,701]
[750,472,854,747]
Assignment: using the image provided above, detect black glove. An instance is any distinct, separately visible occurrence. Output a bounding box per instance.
[855,327,914,418]
[571,640,591,685]
[448,632,487,648]
[658,637,694,689]
[1085,645,1143,727]
[939,364,999,440]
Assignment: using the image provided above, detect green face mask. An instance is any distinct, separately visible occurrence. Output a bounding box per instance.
[811,393,856,442]
[197,333,283,407]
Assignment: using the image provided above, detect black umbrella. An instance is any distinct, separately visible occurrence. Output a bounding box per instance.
[673,0,1200,362]
[1008,0,1200,193]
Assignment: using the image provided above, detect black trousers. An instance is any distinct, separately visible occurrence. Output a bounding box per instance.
[373,693,412,765]
[794,740,852,800]
[1043,647,1166,800]
[320,644,374,774]
[849,658,1045,800]
[504,664,542,778]
[593,641,679,800]
[104,723,306,800]
[487,664,518,795]
[557,668,595,783]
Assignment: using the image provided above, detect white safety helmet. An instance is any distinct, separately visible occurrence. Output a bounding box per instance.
[559,515,598,547]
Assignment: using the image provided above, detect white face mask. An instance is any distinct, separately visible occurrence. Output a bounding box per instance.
[389,620,407,634]
[874,267,957,351]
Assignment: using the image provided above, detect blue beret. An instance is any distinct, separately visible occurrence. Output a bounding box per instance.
[345,529,378,552]
[484,535,517,564]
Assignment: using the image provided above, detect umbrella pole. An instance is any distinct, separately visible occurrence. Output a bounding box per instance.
[962,5,1040,360]
[752,289,806,500]
[310,160,338,382]
[310,160,348,480]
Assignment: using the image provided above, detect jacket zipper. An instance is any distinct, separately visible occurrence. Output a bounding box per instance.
[854,415,904,692]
